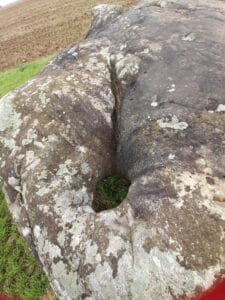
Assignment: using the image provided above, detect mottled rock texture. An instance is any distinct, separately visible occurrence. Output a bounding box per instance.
[1,0,225,299]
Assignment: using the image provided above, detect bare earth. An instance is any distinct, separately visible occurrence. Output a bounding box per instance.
[0,0,136,71]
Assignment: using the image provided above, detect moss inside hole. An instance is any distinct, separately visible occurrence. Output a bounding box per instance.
[93,175,130,212]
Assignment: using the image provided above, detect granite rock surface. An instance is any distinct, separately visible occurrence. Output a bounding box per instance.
[1,0,225,299]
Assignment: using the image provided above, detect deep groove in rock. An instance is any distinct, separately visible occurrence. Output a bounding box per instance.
[109,56,122,153]
[91,57,129,213]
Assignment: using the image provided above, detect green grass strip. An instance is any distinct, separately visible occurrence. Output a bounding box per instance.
[0,191,48,299]
[0,56,50,98]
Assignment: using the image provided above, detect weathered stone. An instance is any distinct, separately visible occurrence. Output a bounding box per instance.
[1,0,225,299]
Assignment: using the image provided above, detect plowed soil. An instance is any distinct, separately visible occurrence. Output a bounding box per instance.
[0,0,136,71]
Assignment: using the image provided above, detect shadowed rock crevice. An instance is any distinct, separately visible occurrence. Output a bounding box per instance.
[90,56,131,213]
[109,56,122,153]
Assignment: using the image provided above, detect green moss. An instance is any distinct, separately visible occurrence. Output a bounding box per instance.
[0,56,51,98]
[0,190,48,299]
[94,175,130,212]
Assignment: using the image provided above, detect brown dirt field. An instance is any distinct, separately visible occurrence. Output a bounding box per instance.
[0,0,136,71]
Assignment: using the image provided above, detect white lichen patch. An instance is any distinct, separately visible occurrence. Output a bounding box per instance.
[52,261,81,300]
[47,134,59,143]
[157,115,188,130]
[37,170,48,180]
[38,204,52,216]
[216,104,225,112]
[151,100,158,107]
[39,90,50,107]
[1,160,5,168]
[131,245,221,300]
[98,207,134,233]
[52,279,72,300]
[81,162,90,175]
[57,231,66,248]
[34,225,41,239]
[36,160,77,193]
[84,240,99,265]
[169,197,184,209]
[84,56,109,79]
[87,261,127,299]
[0,94,22,132]
[22,227,31,237]
[25,151,41,171]
[36,187,51,197]
[34,141,45,149]
[201,197,225,221]
[69,215,90,250]
[8,176,21,192]
[168,153,176,160]
[74,186,91,206]
[139,43,162,57]
[34,226,62,264]
[115,54,141,86]
[76,145,88,154]
[106,235,127,257]
[171,170,225,218]
[182,32,196,42]
[140,48,150,55]
[22,127,38,145]
[120,44,127,51]
[56,160,78,177]
[149,42,162,53]
[54,189,92,223]
[52,90,63,97]
[25,151,35,166]
[87,241,133,299]
[168,83,176,93]
[44,240,62,261]
[0,137,16,150]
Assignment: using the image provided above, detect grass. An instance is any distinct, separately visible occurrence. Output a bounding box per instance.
[0,56,51,98]
[95,175,130,212]
[0,191,48,299]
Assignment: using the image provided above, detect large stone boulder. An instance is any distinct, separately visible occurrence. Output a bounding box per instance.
[1,0,225,299]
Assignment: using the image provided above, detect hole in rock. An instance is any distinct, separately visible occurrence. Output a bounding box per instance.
[92,175,130,212]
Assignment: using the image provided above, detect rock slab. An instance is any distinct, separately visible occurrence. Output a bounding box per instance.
[1,0,225,299]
